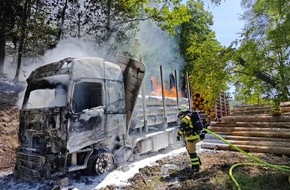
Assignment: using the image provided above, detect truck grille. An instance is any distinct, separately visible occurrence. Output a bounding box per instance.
[18,152,45,167]
[16,152,46,179]
[17,165,41,178]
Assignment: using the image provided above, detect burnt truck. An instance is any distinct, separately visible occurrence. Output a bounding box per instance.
[14,55,188,179]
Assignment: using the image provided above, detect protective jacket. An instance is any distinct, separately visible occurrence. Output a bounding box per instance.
[177,115,200,141]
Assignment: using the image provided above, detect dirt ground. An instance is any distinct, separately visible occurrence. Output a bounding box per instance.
[0,91,19,173]
[0,78,290,190]
[97,150,289,190]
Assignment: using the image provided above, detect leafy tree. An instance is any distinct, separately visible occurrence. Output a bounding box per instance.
[188,0,290,108]
[0,0,20,74]
[179,0,227,109]
[50,0,191,51]
[13,0,59,82]
[145,0,191,34]
[2,0,195,83]
[13,0,31,82]
[232,0,290,107]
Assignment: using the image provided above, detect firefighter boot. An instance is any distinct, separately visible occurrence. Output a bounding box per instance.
[189,153,200,172]
[190,165,200,172]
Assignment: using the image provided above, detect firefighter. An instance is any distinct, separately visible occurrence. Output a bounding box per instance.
[176,104,201,172]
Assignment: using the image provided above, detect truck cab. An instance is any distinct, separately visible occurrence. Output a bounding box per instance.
[15,55,185,180]
[15,56,146,179]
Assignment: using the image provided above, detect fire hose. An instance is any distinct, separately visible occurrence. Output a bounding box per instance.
[203,128,290,190]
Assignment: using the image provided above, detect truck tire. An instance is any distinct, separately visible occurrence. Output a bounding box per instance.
[86,151,115,175]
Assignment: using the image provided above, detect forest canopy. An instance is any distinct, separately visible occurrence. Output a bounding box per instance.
[0,0,289,108]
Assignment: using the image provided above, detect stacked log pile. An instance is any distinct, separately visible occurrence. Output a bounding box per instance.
[192,93,205,111]
[201,103,290,155]
[230,104,272,115]
[280,102,290,113]
[192,92,230,121]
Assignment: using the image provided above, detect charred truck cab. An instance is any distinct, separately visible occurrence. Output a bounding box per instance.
[15,55,186,180]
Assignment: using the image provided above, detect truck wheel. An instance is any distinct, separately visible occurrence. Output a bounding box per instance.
[87,152,115,175]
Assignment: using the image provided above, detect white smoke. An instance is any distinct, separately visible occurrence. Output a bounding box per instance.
[136,21,185,93]
[7,20,186,109]
[42,37,98,64]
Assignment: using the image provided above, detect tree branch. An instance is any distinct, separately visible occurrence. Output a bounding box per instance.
[114,16,151,26]
[238,57,278,88]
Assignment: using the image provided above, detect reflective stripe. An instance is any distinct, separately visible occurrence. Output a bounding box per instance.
[191,157,199,161]
[182,116,192,128]
[185,134,199,141]
[178,114,198,139]
[191,161,200,166]
[178,131,183,136]
[191,157,199,165]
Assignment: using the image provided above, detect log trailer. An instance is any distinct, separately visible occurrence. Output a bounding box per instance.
[14,55,188,180]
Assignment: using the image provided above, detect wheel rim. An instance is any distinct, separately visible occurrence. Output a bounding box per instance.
[94,153,114,174]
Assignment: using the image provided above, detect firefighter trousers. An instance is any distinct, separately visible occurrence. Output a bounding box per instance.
[185,139,200,168]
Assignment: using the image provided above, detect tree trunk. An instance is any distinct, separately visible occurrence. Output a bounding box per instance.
[0,0,7,74]
[0,28,5,74]
[13,0,30,82]
[57,0,68,41]
[105,0,112,41]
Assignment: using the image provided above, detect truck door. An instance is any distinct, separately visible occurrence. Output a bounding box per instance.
[67,79,105,153]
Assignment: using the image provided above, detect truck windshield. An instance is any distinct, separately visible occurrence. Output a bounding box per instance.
[24,85,67,109]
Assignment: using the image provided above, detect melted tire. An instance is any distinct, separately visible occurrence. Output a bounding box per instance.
[87,152,115,175]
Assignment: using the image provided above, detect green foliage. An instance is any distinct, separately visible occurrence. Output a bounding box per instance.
[233,0,290,106]
[1,0,195,77]
[179,0,290,108]
[179,0,227,108]
[0,0,22,73]
[233,168,289,190]
[209,171,231,187]
[0,0,19,33]
[23,3,59,57]
[2,0,60,59]
[145,1,191,34]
